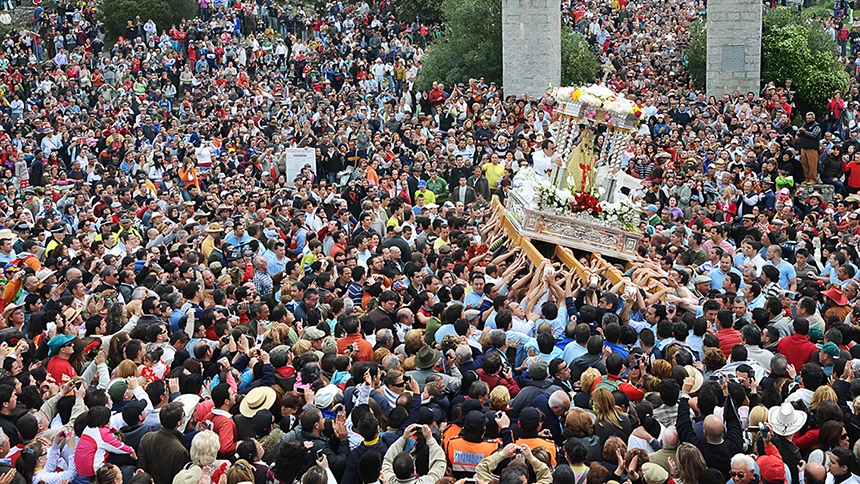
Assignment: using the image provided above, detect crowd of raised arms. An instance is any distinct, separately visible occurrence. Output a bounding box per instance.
[0,0,860,483]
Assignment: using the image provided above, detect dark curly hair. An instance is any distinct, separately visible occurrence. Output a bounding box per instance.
[274,440,314,484]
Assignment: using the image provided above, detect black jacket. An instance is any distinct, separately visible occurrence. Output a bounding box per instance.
[295,431,349,481]
[0,463,25,484]
[676,395,743,480]
[0,413,19,446]
[797,121,822,150]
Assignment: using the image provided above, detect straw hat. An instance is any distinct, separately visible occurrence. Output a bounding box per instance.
[239,386,277,418]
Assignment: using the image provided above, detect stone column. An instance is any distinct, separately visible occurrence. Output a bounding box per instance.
[502,0,561,98]
[706,0,762,99]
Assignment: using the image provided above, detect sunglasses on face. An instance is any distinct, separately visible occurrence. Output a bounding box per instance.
[730,473,746,479]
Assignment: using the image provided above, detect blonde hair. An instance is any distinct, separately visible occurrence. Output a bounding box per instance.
[191,430,221,467]
[810,386,838,412]
[403,329,425,356]
[226,459,256,484]
[591,388,623,428]
[291,340,312,356]
[748,404,768,441]
[580,368,601,394]
[488,386,511,411]
[115,360,138,378]
[125,300,142,319]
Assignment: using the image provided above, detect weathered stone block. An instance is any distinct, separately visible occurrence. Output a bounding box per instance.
[502,0,561,97]
[706,0,762,98]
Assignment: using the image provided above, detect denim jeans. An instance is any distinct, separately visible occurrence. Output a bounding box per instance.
[822,177,846,195]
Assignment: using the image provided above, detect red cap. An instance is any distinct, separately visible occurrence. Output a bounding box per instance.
[757,456,786,483]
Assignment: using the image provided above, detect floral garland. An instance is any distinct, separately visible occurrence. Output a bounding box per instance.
[549,84,643,119]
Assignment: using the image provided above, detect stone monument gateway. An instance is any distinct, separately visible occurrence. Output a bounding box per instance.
[502,0,561,98]
[706,0,762,98]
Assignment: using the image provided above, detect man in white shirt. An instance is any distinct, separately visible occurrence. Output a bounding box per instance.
[531,139,561,180]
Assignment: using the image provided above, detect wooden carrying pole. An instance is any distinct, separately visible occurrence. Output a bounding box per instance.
[494,197,667,300]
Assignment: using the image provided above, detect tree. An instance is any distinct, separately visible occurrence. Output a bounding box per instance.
[416,0,502,91]
[761,24,812,86]
[392,0,443,26]
[561,27,599,86]
[761,20,848,115]
[762,6,800,32]
[101,0,198,39]
[683,19,707,90]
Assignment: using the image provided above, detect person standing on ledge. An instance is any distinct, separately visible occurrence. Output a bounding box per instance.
[796,111,822,184]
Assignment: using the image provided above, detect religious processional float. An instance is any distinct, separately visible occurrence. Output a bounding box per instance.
[507,84,644,260]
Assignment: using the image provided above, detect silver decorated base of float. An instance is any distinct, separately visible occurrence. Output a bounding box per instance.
[505,191,642,261]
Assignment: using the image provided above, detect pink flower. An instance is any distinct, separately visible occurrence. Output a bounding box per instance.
[604,113,611,121]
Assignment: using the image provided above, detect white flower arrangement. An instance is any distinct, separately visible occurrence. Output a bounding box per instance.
[599,197,641,232]
[577,93,603,107]
[582,84,615,99]
[536,182,575,215]
[603,98,637,116]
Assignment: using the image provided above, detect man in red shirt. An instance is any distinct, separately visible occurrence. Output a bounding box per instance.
[777,317,818,371]
[203,383,237,459]
[46,334,77,384]
[335,316,373,362]
[717,311,743,358]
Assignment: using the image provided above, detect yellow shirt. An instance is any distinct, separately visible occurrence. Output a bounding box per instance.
[416,189,436,204]
[483,162,505,189]
[433,237,451,251]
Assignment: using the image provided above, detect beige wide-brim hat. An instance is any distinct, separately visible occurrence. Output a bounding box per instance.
[684,365,703,393]
[239,386,277,418]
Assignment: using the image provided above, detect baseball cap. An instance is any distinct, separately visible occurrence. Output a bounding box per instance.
[757,455,786,483]
[518,408,542,431]
[820,341,841,358]
[121,399,148,426]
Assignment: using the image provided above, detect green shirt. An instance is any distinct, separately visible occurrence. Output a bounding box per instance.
[426,178,449,203]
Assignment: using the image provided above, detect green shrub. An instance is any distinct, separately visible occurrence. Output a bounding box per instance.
[761,20,847,115]
[683,19,706,89]
[561,27,599,86]
[101,0,198,39]
[416,0,503,91]
[763,6,800,33]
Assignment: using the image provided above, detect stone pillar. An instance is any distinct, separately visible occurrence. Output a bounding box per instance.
[706,0,762,99]
[503,0,561,98]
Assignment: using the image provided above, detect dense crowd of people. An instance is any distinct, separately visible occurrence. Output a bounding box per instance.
[0,0,857,483]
